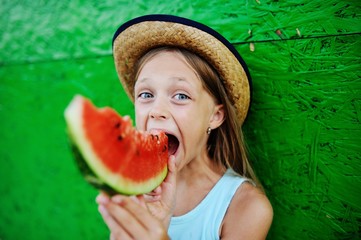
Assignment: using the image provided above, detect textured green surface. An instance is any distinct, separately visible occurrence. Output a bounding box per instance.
[240,34,361,239]
[1,0,360,239]
[0,57,132,239]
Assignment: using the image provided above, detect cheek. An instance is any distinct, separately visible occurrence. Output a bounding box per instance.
[134,107,147,130]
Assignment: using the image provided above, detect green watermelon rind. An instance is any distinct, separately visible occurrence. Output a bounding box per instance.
[70,141,118,195]
[64,95,168,195]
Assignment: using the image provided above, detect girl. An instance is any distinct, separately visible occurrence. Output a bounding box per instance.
[96,15,273,240]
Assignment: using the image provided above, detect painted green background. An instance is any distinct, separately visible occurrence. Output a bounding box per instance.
[1,0,360,239]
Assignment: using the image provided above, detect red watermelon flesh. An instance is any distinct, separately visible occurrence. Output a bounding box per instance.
[64,95,168,195]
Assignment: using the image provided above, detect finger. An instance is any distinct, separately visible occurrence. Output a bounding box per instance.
[148,155,177,190]
[106,198,149,238]
[144,155,176,203]
[129,195,147,209]
[116,197,169,239]
[117,195,147,208]
[135,195,147,208]
[144,186,162,202]
[98,204,132,240]
[164,155,177,183]
[96,192,110,205]
[111,196,164,232]
[168,155,177,173]
[150,186,162,195]
[109,231,132,240]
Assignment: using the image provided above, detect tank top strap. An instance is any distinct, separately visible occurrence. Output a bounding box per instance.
[168,169,250,240]
[207,169,251,234]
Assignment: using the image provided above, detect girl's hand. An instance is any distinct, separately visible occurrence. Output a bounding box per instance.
[97,193,169,240]
[96,155,177,239]
[143,155,177,227]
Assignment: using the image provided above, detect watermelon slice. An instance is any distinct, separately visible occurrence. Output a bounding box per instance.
[64,95,168,195]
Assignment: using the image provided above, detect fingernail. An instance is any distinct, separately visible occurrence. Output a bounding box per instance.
[96,193,109,204]
[111,195,123,204]
[98,204,108,216]
[130,196,140,204]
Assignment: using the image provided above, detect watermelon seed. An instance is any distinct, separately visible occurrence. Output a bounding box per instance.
[163,145,167,152]
[154,135,160,144]
[115,122,121,128]
[117,135,123,141]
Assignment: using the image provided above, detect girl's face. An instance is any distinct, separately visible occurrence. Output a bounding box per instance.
[134,51,224,170]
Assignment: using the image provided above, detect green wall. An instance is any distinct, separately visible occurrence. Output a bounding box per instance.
[1,1,360,239]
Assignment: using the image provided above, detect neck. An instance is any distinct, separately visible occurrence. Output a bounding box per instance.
[173,153,226,216]
[177,151,225,183]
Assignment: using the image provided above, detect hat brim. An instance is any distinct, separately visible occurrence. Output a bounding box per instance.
[113,14,251,124]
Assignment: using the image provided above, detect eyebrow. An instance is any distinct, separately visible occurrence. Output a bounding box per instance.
[135,77,149,84]
[136,76,190,84]
[170,76,189,82]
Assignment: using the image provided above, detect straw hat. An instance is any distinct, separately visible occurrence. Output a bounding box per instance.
[112,14,251,124]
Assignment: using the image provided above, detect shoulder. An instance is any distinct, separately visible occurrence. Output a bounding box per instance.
[220,181,273,239]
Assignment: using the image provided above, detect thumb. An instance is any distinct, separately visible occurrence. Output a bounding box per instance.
[143,155,177,203]
[164,155,177,184]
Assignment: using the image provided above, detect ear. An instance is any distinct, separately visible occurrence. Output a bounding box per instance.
[209,104,225,130]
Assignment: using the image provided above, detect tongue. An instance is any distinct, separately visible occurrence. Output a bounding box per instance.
[167,135,179,155]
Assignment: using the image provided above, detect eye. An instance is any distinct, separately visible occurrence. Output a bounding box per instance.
[138,92,153,99]
[174,93,190,100]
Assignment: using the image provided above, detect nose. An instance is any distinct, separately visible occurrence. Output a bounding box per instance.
[149,101,169,120]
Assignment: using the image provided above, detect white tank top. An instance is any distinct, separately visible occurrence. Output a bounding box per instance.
[168,169,250,240]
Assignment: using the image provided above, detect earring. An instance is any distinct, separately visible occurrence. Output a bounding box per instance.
[206,127,211,135]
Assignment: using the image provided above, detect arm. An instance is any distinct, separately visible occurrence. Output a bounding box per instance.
[220,182,273,240]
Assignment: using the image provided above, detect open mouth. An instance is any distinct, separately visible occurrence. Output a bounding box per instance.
[166,134,179,156]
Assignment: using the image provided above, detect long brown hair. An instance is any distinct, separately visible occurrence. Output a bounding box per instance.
[134,47,261,187]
